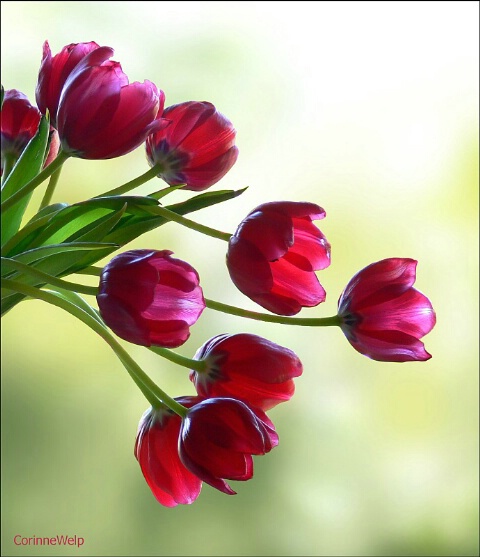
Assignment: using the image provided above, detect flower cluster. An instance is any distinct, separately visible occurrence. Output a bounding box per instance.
[1,40,436,507]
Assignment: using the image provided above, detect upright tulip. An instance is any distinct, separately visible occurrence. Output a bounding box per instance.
[146,101,238,191]
[1,89,41,173]
[135,397,203,507]
[226,201,331,315]
[49,45,165,159]
[190,333,303,411]
[179,397,278,495]
[337,258,436,362]
[97,250,205,348]
[35,40,101,128]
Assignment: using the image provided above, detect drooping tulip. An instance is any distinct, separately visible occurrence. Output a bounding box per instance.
[146,101,238,191]
[190,333,303,411]
[97,249,205,348]
[135,398,203,507]
[179,397,278,495]
[226,201,331,315]
[337,258,436,362]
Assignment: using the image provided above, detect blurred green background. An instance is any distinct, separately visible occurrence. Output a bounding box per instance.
[1,1,478,556]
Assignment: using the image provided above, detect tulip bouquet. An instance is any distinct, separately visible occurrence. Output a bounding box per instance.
[1,40,437,507]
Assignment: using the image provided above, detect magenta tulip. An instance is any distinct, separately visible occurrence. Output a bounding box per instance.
[146,101,238,191]
[190,333,303,410]
[97,250,205,348]
[179,397,278,495]
[226,201,331,315]
[50,45,165,159]
[135,397,203,507]
[337,258,436,362]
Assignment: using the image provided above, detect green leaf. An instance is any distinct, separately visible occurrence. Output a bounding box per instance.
[4,200,129,256]
[166,187,248,215]
[1,203,68,257]
[102,187,247,246]
[10,242,117,266]
[1,242,116,316]
[2,186,246,315]
[1,115,50,244]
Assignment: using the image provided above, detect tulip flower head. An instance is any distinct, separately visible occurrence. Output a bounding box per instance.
[146,101,239,191]
[190,333,303,411]
[1,89,41,172]
[179,397,278,495]
[97,249,205,348]
[226,201,331,315]
[337,258,436,362]
[135,398,203,507]
[39,43,165,159]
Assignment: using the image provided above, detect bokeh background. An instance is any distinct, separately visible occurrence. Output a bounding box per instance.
[1,1,478,556]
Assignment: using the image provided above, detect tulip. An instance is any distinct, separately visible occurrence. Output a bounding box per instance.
[226,201,331,315]
[145,101,238,191]
[190,333,303,410]
[97,250,205,347]
[135,397,203,507]
[49,45,165,159]
[35,40,101,128]
[179,397,278,495]
[337,258,436,362]
[1,89,41,173]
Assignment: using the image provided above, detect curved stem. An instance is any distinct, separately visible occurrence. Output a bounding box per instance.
[151,205,232,241]
[1,257,99,296]
[38,164,63,211]
[205,298,342,327]
[1,150,70,213]
[1,277,188,417]
[94,163,163,198]
[149,346,206,373]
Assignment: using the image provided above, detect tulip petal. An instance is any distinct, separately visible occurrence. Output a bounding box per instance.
[346,328,433,362]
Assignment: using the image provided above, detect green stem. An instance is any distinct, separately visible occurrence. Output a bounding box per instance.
[1,150,70,213]
[95,163,163,198]
[151,205,232,241]
[38,164,63,211]
[149,346,206,373]
[1,277,188,417]
[1,257,99,296]
[205,298,342,327]
[1,153,17,186]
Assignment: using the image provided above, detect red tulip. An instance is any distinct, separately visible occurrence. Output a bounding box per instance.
[52,45,165,159]
[35,40,101,128]
[179,397,278,495]
[145,101,238,191]
[190,333,303,411]
[337,258,436,362]
[97,250,205,348]
[226,201,331,315]
[135,397,203,507]
[1,89,41,172]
